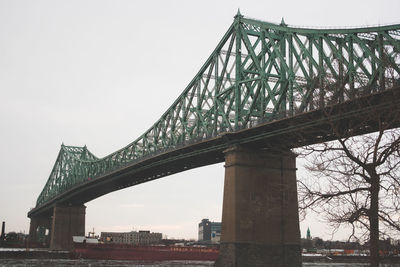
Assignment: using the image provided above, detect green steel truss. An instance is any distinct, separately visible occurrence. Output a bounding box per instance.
[37,145,98,204]
[35,12,400,207]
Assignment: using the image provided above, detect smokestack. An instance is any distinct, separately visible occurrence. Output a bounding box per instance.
[1,221,5,238]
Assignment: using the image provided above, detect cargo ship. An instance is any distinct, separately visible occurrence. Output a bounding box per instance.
[71,243,219,261]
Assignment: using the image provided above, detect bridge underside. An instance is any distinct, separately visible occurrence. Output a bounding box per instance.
[28,85,400,219]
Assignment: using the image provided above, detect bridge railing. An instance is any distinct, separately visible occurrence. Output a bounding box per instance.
[35,13,400,207]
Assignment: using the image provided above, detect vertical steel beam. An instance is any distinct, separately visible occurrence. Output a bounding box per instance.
[348,35,355,98]
[234,12,243,129]
[318,36,325,108]
[308,36,314,110]
[280,31,287,114]
[261,30,266,119]
[378,34,385,91]
[288,34,294,116]
[339,40,345,103]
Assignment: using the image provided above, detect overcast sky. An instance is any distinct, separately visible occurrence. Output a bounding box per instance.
[1,0,399,241]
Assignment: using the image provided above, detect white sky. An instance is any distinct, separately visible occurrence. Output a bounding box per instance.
[1,0,399,241]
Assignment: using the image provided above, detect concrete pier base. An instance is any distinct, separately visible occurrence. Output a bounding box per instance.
[215,146,302,267]
[50,205,86,250]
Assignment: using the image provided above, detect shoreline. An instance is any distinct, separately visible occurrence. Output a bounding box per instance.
[1,249,400,264]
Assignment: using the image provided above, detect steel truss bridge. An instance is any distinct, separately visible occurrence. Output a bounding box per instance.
[29,12,400,218]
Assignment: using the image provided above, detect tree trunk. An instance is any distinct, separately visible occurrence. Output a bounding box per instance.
[369,173,380,267]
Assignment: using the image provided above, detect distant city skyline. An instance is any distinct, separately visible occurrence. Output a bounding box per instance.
[1,0,399,241]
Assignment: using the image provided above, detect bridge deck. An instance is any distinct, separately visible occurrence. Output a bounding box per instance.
[28,85,400,217]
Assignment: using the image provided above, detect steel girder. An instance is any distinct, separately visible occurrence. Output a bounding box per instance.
[35,12,400,207]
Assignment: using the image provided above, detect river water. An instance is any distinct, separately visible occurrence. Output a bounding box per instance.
[1,259,400,267]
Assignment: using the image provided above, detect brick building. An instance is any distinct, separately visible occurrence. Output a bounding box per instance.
[101,230,162,245]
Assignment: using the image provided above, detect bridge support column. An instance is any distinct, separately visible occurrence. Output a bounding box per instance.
[215,146,301,267]
[50,205,85,250]
[28,216,52,245]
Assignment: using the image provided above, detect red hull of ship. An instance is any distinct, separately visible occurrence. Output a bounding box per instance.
[72,243,219,261]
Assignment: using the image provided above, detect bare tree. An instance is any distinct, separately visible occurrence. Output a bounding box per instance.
[297,108,400,267]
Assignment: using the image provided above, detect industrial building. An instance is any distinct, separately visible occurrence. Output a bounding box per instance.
[101,230,162,245]
[198,219,221,244]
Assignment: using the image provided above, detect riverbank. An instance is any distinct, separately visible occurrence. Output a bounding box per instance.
[1,248,400,265]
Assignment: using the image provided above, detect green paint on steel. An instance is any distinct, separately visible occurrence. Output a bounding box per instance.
[35,14,400,208]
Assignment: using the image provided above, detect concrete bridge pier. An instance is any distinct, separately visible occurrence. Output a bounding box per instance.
[215,146,302,267]
[49,205,86,250]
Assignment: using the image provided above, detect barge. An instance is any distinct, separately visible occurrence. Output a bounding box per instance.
[71,243,219,261]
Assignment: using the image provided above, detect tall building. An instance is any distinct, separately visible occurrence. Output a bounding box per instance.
[101,230,162,245]
[198,219,221,244]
